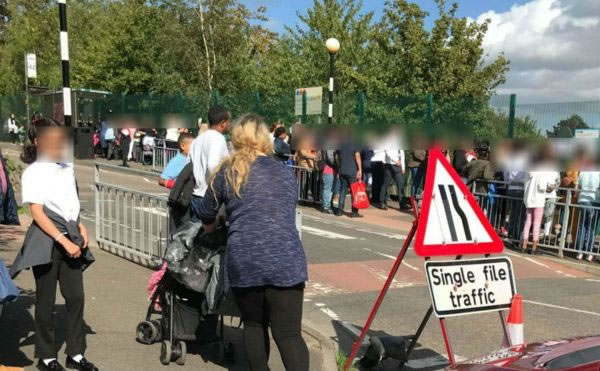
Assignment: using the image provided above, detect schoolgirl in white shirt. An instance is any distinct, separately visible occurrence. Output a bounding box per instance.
[11,118,98,371]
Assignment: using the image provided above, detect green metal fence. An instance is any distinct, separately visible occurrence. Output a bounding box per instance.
[1,92,599,141]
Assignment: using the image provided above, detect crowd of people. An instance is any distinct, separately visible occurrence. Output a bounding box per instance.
[3,106,600,370]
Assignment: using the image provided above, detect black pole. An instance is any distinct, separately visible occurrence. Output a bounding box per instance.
[58,0,72,127]
[328,53,335,125]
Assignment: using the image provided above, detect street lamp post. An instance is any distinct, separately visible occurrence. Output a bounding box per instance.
[325,38,340,125]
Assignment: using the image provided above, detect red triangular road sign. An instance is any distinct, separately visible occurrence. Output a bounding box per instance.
[414,148,504,257]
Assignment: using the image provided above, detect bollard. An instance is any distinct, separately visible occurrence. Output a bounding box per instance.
[558,189,571,259]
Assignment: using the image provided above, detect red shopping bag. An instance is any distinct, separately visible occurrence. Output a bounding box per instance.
[351,181,370,209]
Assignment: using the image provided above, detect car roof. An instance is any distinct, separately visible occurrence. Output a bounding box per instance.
[535,336,600,366]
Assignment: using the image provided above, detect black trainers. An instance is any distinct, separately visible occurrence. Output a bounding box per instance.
[37,360,66,371]
[321,207,333,215]
[66,356,99,371]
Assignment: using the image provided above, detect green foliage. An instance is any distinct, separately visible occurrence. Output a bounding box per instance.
[546,114,589,138]
[336,351,358,371]
[0,0,508,97]
[2,151,22,191]
[473,111,541,139]
[372,0,509,98]
[0,0,513,139]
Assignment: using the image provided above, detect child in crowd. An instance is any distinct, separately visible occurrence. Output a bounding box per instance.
[158,132,194,189]
[10,118,98,371]
[521,145,557,255]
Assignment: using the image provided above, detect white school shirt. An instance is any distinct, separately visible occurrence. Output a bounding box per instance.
[189,129,229,197]
[21,161,80,222]
[371,150,385,163]
[523,171,548,208]
[384,149,405,173]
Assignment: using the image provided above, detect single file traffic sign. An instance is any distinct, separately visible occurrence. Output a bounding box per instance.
[413,148,504,257]
[425,257,516,317]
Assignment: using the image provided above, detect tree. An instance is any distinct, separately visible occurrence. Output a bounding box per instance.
[546,114,589,138]
[283,0,379,93]
[473,111,540,140]
[373,0,509,98]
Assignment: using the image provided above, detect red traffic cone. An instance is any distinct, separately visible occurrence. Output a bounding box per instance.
[504,294,524,346]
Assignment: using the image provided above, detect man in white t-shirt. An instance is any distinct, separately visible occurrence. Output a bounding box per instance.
[189,105,231,221]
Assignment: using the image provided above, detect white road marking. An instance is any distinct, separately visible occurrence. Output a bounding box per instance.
[301,226,355,240]
[524,300,600,317]
[362,248,420,271]
[524,257,550,269]
[507,252,577,279]
[303,214,408,240]
[586,279,600,283]
[305,282,350,298]
[143,177,151,183]
[358,263,416,289]
[314,303,339,320]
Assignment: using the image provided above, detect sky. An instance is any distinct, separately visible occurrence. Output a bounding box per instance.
[242,0,600,105]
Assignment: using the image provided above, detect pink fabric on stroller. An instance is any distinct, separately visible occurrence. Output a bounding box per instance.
[148,262,168,310]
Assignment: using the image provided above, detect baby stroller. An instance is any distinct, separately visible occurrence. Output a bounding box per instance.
[135,221,236,366]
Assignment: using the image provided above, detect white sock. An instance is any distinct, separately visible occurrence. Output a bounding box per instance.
[43,358,57,365]
[72,354,83,363]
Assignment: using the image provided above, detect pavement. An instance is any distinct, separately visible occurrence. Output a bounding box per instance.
[3,142,600,371]
[0,217,330,371]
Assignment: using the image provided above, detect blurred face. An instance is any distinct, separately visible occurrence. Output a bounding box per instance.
[36,127,69,162]
[180,138,193,156]
[222,118,232,134]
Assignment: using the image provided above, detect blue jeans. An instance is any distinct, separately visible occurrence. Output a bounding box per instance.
[190,195,203,222]
[576,200,599,253]
[321,173,334,210]
[410,167,424,196]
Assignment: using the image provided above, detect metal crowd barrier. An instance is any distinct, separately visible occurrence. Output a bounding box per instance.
[472,180,600,260]
[152,140,179,173]
[94,162,169,268]
[291,166,322,204]
[94,162,303,268]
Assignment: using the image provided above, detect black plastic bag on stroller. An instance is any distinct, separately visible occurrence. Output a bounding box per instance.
[163,220,228,313]
[136,219,237,366]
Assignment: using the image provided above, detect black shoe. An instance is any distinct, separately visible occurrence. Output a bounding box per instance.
[37,360,66,371]
[321,207,333,215]
[334,209,343,217]
[374,203,388,211]
[351,212,363,218]
[66,356,99,371]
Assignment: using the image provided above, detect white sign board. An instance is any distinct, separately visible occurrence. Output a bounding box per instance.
[295,87,323,116]
[575,129,600,139]
[26,53,37,79]
[425,257,516,317]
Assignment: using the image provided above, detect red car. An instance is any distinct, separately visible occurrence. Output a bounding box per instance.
[448,336,600,371]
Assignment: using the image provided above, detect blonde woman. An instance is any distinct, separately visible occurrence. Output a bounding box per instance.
[196,114,309,371]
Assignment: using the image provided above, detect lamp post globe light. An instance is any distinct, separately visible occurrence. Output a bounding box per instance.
[325,38,340,125]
